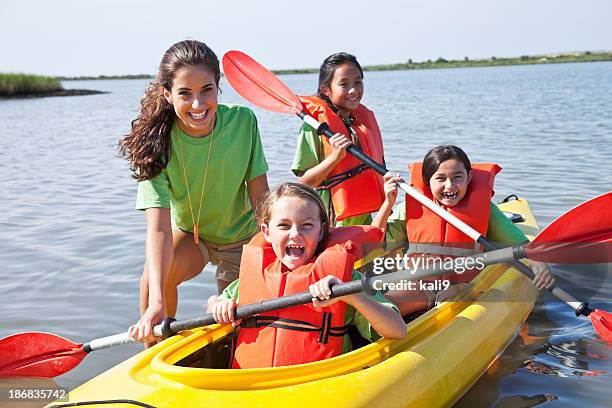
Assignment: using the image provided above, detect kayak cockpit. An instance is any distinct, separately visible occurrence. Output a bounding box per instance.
[131,322,401,391]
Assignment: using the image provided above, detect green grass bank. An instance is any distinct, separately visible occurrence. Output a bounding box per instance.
[5,50,610,87]
[274,51,612,75]
[0,73,105,98]
[54,50,612,81]
[0,73,63,97]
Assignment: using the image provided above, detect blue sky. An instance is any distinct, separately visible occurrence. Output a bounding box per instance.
[1,0,610,76]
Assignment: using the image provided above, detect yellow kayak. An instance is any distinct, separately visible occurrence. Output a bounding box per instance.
[48,197,539,408]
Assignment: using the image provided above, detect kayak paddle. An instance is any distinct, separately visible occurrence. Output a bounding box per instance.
[2,187,609,378]
[221,50,612,340]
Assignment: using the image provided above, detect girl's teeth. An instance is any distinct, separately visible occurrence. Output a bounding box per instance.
[191,111,207,119]
[286,245,304,257]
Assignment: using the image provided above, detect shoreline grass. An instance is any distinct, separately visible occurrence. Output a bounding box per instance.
[6,51,611,86]
[0,73,63,97]
[0,73,105,99]
[56,50,611,80]
[274,51,612,75]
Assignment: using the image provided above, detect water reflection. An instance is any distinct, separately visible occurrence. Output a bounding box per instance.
[456,294,612,407]
[455,321,554,407]
[494,393,557,408]
[522,359,563,376]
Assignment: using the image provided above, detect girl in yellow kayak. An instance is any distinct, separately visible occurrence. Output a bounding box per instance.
[208,182,406,368]
[291,53,386,227]
[373,145,556,316]
[121,40,269,345]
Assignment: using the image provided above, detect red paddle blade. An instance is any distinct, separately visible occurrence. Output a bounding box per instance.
[0,332,86,378]
[589,309,612,342]
[222,50,303,114]
[526,192,612,263]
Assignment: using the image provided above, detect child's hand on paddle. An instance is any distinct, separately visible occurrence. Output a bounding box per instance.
[209,298,241,326]
[328,133,352,161]
[528,261,556,290]
[310,275,348,308]
[383,172,404,206]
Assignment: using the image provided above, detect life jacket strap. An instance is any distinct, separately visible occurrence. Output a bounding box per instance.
[316,163,370,190]
[327,193,336,225]
[241,314,350,344]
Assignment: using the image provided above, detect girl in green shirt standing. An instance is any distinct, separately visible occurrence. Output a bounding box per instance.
[291,53,386,226]
[120,40,269,345]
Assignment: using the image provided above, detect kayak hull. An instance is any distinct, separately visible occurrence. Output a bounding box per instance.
[49,198,538,408]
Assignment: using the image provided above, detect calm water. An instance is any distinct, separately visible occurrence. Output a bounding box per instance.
[1,61,611,407]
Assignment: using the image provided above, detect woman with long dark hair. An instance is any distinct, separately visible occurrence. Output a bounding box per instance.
[120,40,269,345]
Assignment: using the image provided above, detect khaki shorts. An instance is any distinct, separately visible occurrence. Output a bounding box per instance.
[179,230,254,282]
[423,282,468,309]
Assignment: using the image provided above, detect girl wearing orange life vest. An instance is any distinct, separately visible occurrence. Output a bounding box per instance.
[208,182,406,369]
[291,53,386,226]
[372,145,556,316]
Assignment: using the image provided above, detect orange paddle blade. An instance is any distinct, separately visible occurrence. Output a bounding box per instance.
[222,50,303,114]
[0,332,86,378]
[526,192,612,263]
[589,309,612,342]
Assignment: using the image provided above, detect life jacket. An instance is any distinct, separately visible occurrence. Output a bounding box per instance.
[232,225,383,369]
[299,95,386,223]
[405,162,501,283]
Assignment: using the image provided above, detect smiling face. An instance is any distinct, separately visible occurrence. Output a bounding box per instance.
[261,196,325,270]
[162,65,218,137]
[321,63,363,115]
[428,159,472,207]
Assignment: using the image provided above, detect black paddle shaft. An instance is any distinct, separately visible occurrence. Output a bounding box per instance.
[299,114,388,176]
[478,238,536,279]
[480,238,592,317]
[165,280,364,336]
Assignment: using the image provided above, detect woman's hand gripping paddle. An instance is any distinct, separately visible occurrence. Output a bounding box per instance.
[222,50,612,341]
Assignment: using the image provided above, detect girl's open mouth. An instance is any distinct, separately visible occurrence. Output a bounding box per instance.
[285,244,305,258]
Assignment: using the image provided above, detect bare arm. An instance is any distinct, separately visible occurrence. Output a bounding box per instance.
[297,133,351,187]
[371,173,403,234]
[247,173,269,214]
[129,207,173,342]
[344,293,407,339]
[310,276,406,340]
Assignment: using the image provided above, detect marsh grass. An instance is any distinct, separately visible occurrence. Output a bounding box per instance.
[274,51,612,75]
[0,73,63,97]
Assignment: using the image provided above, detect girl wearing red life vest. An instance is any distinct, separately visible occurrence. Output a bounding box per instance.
[372,145,556,316]
[208,182,406,369]
[291,53,386,226]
